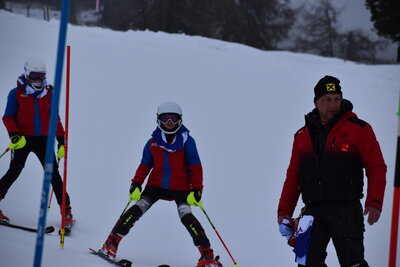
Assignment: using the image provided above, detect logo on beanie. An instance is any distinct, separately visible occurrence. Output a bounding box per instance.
[326,83,336,92]
[314,75,342,102]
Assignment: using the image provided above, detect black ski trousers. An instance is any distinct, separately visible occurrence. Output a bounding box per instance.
[113,186,210,248]
[299,201,369,267]
[0,136,70,206]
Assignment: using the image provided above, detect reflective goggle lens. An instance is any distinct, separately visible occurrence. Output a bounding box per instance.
[29,72,46,81]
[158,113,181,124]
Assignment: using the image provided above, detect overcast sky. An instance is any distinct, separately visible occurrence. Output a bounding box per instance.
[334,0,374,31]
[292,0,397,61]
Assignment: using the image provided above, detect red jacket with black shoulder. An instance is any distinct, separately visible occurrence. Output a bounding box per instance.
[278,100,386,217]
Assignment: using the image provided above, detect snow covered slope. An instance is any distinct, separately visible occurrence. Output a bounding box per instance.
[0,10,399,267]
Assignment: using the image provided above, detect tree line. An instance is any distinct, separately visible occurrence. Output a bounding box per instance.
[2,0,399,63]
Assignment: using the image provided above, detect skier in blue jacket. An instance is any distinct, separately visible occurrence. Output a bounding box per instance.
[98,102,222,267]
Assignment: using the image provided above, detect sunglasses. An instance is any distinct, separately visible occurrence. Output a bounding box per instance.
[29,72,46,81]
[158,113,181,124]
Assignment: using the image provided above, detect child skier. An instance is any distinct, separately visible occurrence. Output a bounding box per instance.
[98,101,222,267]
[0,58,73,226]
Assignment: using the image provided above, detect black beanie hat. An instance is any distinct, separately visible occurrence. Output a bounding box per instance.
[314,75,342,102]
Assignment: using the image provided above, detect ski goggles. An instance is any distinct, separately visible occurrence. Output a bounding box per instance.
[158,113,181,124]
[29,72,46,81]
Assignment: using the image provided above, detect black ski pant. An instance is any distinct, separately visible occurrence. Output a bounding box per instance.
[0,136,70,206]
[113,186,210,248]
[299,201,369,267]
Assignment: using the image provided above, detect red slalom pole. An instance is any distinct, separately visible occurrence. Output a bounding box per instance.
[60,45,71,248]
[389,94,400,267]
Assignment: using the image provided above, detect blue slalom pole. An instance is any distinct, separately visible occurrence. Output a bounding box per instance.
[33,0,70,266]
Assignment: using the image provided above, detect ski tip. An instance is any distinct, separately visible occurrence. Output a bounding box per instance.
[158,265,171,267]
[45,226,55,233]
[89,248,133,267]
[120,259,133,267]
[89,248,100,254]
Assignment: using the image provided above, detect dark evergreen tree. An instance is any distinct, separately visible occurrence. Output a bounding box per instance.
[365,0,400,62]
[238,0,295,49]
[101,0,294,51]
[101,0,138,30]
[294,0,340,57]
[338,29,387,63]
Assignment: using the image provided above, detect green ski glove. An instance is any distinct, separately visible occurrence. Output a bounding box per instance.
[8,135,26,150]
[57,145,65,159]
[129,182,142,201]
[187,189,202,206]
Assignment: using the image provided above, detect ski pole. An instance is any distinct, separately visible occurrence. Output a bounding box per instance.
[47,189,54,211]
[0,148,10,159]
[110,197,135,229]
[120,198,134,217]
[197,202,239,267]
[47,158,60,212]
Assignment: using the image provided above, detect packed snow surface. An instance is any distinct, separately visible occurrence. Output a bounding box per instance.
[0,10,399,267]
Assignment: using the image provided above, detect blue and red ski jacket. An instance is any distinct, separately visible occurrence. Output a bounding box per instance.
[132,126,203,191]
[2,75,64,137]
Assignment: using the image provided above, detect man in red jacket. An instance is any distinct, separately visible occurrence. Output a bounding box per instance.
[277,75,387,267]
[0,58,73,227]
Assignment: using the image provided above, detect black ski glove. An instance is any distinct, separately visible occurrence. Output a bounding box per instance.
[129,182,142,194]
[56,135,65,147]
[129,182,142,201]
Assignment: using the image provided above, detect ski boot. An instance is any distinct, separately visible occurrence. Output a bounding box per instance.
[64,205,74,228]
[0,210,9,223]
[98,232,123,259]
[197,246,223,267]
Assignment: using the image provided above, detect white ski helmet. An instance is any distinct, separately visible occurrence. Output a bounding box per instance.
[24,58,46,91]
[157,101,183,134]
